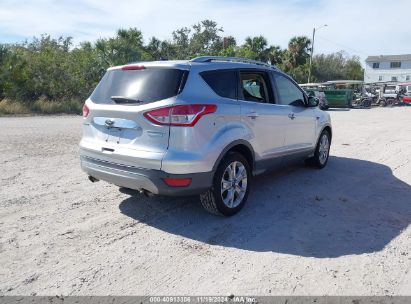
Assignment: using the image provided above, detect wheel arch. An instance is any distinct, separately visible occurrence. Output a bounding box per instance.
[322,125,332,142]
[212,140,255,174]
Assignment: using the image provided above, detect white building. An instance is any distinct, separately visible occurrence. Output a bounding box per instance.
[364,54,411,84]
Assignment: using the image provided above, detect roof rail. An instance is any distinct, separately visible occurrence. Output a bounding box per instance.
[190,56,276,69]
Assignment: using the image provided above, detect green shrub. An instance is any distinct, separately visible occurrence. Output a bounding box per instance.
[0,98,83,115]
[31,97,83,114]
[0,99,30,115]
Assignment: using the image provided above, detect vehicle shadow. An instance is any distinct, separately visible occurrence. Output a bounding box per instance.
[119,156,411,258]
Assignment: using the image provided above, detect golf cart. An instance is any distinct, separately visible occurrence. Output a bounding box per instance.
[374,82,401,106]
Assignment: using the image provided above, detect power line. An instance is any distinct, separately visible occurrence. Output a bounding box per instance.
[315,34,369,56]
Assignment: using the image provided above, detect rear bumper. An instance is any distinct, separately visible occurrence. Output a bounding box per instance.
[80,155,213,196]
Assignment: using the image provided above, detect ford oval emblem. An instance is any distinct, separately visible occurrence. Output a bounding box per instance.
[105,119,114,127]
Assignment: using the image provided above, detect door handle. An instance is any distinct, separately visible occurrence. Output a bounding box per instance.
[246,112,259,119]
[288,113,295,120]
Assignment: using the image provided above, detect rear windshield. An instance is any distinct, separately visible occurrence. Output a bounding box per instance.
[90,68,187,104]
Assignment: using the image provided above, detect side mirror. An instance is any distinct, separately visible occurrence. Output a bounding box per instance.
[307,96,319,107]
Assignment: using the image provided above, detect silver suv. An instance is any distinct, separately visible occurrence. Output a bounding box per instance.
[80,56,332,216]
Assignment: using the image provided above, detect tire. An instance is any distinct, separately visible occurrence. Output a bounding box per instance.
[362,99,371,108]
[305,130,331,169]
[200,153,251,216]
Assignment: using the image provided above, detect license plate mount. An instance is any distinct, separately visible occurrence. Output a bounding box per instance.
[105,128,122,144]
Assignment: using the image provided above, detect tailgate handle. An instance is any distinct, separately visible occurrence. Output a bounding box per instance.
[93,117,139,129]
[102,147,115,153]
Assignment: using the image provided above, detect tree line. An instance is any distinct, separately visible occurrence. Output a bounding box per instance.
[0,20,363,113]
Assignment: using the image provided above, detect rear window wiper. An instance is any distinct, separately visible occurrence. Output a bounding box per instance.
[110,96,145,104]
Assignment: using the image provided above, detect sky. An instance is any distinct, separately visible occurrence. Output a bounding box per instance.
[1,0,410,64]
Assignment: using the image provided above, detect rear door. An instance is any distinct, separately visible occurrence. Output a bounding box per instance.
[81,66,188,169]
[272,72,316,151]
[238,70,288,160]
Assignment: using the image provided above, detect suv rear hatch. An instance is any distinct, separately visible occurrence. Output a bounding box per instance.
[81,64,189,170]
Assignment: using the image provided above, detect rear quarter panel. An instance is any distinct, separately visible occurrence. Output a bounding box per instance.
[161,65,249,174]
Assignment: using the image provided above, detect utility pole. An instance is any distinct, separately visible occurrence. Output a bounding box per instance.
[308,24,327,83]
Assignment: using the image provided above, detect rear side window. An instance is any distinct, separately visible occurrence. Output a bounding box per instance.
[90,68,187,104]
[201,70,237,99]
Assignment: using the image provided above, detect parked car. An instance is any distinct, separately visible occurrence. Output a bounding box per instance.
[402,94,411,103]
[305,90,329,110]
[397,83,411,103]
[80,56,332,216]
[299,83,329,110]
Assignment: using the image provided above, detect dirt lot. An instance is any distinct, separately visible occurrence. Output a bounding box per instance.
[0,107,410,296]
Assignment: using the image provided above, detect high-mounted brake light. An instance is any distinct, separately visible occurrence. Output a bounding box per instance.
[82,104,90,117]
[144,104,217,126]
[121,65,146,71]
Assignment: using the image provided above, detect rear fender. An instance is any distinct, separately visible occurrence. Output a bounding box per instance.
[212,139,256,173]
[161,121,250,174]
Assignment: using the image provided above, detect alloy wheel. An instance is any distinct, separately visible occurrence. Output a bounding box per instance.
[318,134,330,165]
[220,161,248,208]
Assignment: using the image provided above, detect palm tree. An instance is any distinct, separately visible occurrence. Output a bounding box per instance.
[244,36,268,57]
[287,36,311,67]
[267,45,284,65]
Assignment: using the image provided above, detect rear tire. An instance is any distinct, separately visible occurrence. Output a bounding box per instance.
[200,153,251,216]
[306,130,331,169]
[362,98,371,108]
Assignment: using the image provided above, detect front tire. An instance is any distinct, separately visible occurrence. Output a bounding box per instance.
[200,153,251,216]
[306,130,331,169]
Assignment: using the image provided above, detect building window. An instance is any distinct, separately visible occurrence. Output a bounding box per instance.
[379,76,383,81]
[406,75,410,81]
[372,62,380,68]
[390,61,401,68]
[391,76,398,82]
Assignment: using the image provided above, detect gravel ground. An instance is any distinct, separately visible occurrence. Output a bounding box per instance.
[0,107,410,296]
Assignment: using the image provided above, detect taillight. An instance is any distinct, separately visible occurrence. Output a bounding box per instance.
[82,104,90,117]
[144,104,217,126]
[162,178,192,187]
